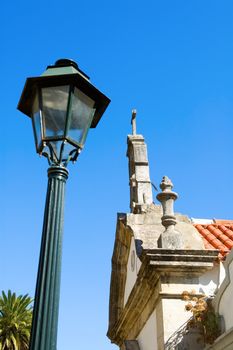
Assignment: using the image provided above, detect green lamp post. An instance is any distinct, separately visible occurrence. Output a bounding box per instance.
[17,59,110,350]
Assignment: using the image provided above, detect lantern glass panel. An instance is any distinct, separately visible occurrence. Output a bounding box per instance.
[68,87,95,146]
[42,85,70,138]
[50,140,76,162]
[32,92,42,149]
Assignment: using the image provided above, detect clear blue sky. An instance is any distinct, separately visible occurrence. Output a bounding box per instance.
[1,1,233,349]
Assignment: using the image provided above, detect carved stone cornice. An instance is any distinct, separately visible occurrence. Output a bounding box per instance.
[108,256,160,346]
[108,214,132,331]
[144,249,219,275]
[108,247,219,346]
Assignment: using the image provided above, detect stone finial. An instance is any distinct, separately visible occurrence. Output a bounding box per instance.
[156,176,184,249]
[131,109,137,135]
[156,176,178,228]
[159,176,174,192]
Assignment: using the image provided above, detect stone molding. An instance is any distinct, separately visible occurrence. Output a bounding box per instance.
[108,257,160,346]
[108,246,219,346]
[108,214,132,331]
[144,249,219,275]
[160,292,205,299]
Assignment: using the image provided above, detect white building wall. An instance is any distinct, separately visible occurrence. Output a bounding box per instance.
[199,265,221,295]
[162,299,191,343]
[137,310,158,350]
[161,266,221,345]
[124,237,141,305]
[218,251,233,331]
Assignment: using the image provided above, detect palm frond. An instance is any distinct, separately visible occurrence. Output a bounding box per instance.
[0,290,33,350]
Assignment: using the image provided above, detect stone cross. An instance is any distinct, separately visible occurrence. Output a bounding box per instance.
[131,109,137,135]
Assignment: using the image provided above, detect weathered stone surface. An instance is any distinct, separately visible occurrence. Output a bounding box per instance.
[135,166,151,181]
[126,205,164,250]
[126,205,162,225]
[127,134,153,212]
[158,226,184,249]
[125,206,205,251]
[176,222,205,249]
[146,248,219,275]
[124,340,140,350]
[137,182,153,205]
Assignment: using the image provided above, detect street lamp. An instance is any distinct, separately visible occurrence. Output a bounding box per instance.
[17,59,110,350]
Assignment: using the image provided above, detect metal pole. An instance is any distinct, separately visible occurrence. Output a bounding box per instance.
[29,165,69,350]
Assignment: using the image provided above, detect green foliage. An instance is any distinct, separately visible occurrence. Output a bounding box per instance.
[0,290,33,350]
[182,291,221,345]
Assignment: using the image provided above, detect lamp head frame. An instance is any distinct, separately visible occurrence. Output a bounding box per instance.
[18,59,110,166]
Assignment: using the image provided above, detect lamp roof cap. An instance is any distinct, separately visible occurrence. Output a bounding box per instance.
[42,58,90,80]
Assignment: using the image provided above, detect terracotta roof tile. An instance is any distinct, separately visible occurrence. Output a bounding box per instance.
[214,219,233,225]
[218,225,233,239]
[194,221,233,258]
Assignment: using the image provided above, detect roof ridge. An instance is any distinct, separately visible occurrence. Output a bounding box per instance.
[213,219,233,224]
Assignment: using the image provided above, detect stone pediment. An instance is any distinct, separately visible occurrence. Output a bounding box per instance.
[107,205,211,344]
